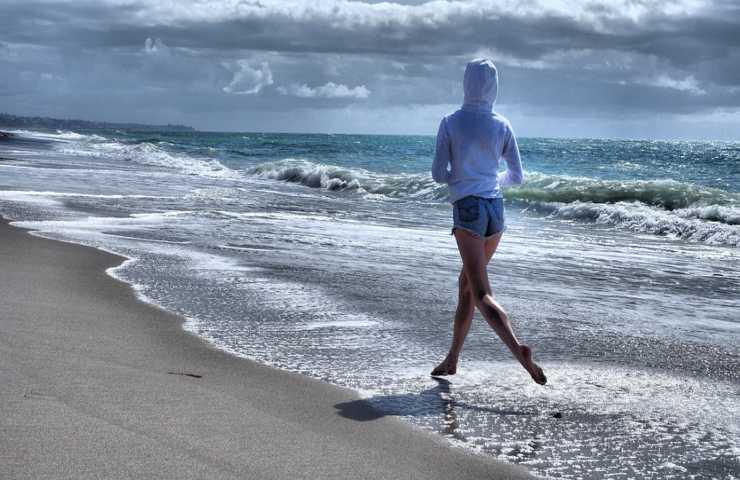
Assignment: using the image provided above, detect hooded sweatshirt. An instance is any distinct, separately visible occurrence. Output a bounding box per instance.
[431,59,524,203]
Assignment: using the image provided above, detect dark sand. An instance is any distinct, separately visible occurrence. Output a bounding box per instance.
[0,218,531,479]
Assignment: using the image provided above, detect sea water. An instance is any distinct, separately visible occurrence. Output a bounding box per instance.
[1,129,738,479]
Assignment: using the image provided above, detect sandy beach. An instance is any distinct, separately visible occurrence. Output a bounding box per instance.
[0,217,531,479]
[3,0,740,476]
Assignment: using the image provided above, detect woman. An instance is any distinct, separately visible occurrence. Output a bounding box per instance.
[430,59,546,385]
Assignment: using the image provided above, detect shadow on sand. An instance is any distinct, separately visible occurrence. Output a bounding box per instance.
[334,377,534,435]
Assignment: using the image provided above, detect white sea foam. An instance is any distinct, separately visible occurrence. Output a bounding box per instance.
[5,129,106,142]
[299,319,379,330]
[10,128,738,249]
[418,360,740,478]
[71,141,240,179]
[454,360,739,423]
[0,190,64,207]
[675,204,740,224]
[247,158,450,200]
[245,159,740,246]
[658,462,688,472]
[10,211,196,247]
[9,129,239,179]
[249,158,366,191]
[248,159,740,207]
[0,190,176,200]
[539,200,740,246]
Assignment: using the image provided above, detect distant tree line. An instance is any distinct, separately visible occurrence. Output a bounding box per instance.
[0,113,196,132]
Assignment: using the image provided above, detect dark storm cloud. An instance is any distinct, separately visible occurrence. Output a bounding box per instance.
[1,0,739,136]
[4,1,739,62]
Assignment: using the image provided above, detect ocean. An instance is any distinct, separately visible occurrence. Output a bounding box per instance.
[1,129,738,479]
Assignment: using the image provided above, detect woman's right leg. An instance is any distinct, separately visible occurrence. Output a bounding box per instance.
[454,228,547,385]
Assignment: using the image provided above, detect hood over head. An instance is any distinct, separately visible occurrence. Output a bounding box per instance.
[462,58,498,111]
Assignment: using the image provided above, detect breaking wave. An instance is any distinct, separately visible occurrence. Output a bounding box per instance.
[507,173,740,246]
[5,129,107,142]
[533,201,740,247]
[248,159,740,246]
[249,159,364,191]
[10,129,238,179]
[507,172,738,210]
[247,159,448,200]
[10,130,738,247]
[90,141,239,179]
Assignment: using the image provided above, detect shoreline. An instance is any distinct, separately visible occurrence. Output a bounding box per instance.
[0,217,531,479]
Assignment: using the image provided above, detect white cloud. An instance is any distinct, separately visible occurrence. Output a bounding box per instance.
[133,0,707,33]
[277,81,370,99]
[3,0,737,138]
[223,60,273,94]
[144,37,169,55]
[643,74,706,95]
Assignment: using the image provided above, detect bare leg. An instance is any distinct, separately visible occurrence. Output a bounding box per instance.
[432,234,502,376]
[454,229,546,385]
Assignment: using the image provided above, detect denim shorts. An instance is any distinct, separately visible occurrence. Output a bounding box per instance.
[452,195,505,238]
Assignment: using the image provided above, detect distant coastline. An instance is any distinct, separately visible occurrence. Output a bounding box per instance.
[0,113,195,133]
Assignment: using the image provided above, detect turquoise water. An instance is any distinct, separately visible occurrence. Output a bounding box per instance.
[110,130,740,238]
[1,129,738,479]
[108,130,740,190]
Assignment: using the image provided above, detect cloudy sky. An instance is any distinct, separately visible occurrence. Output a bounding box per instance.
[2,0,739,139]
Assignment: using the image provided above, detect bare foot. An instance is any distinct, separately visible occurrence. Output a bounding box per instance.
[431,356,458,376]
[519,345,547,385]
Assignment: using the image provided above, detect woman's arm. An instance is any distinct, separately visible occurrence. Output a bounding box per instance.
[431,117,451,183]
[497,126,524,187]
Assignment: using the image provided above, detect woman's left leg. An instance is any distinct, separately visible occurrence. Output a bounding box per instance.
[431,233,503,376]
[453,228,546,385]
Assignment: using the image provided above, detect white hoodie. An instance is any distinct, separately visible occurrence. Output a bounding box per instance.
[431,59,524,203]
